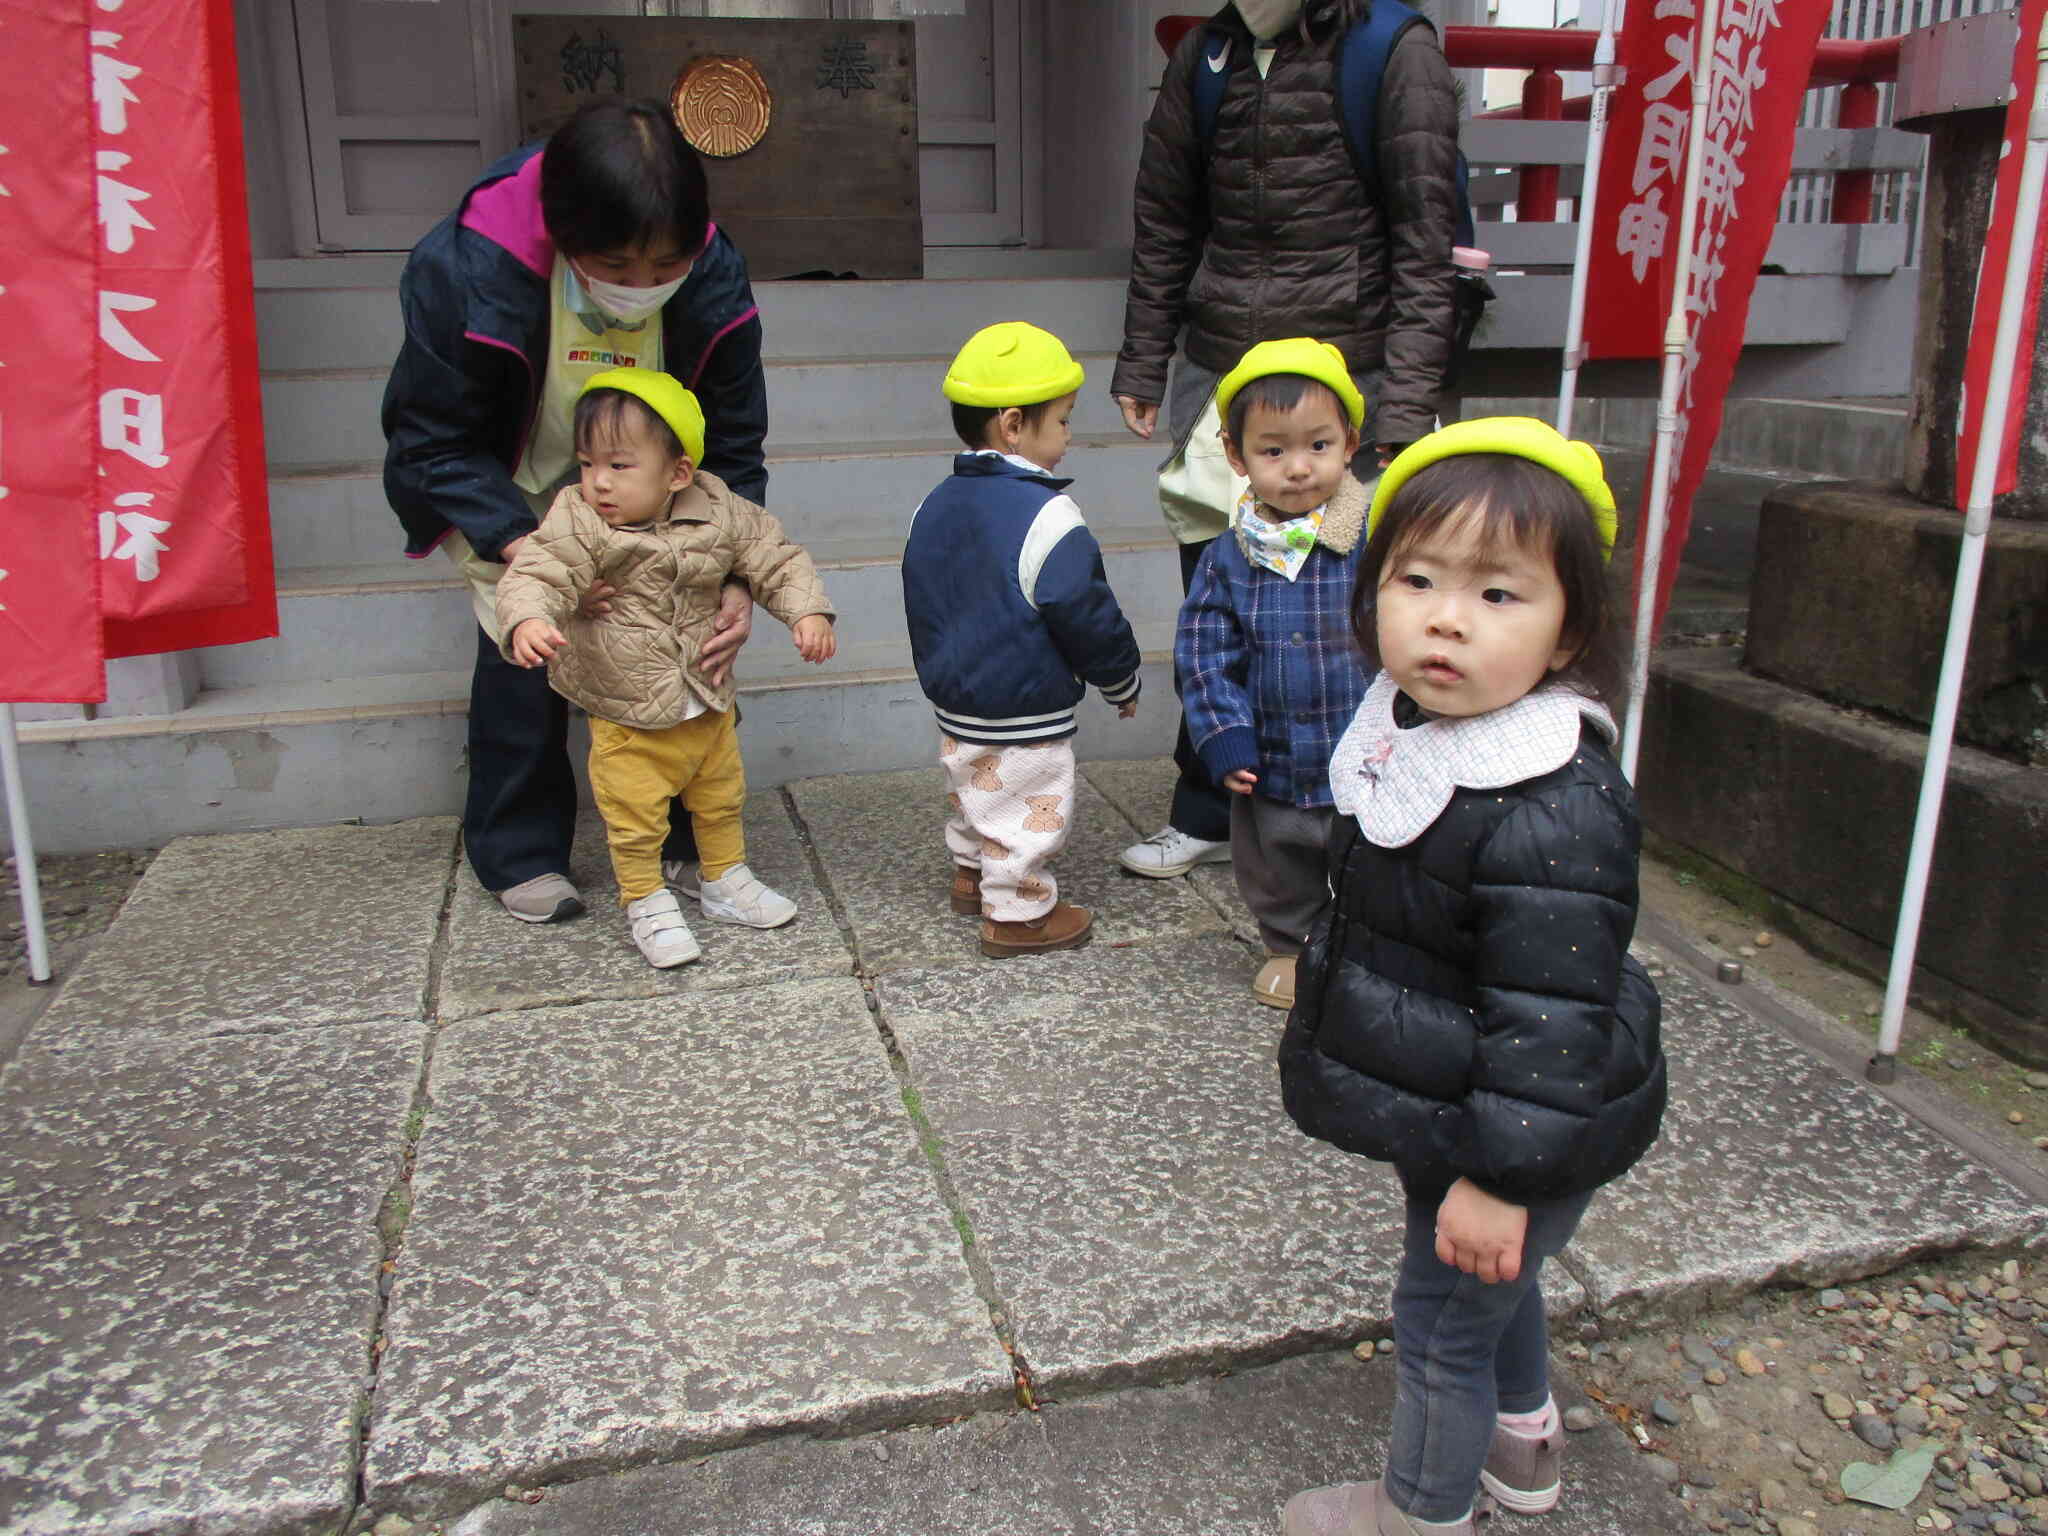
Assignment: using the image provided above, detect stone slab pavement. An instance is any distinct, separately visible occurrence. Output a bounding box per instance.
[444,1352,1683,1536]
[364,977,1013,1518]
[437,805,849,1021]
[0,1021,423,1536]
[875,932,1589,1400]
[0,765,2043,1536]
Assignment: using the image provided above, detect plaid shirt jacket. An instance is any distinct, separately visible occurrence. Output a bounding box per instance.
[1174,475,1371,810]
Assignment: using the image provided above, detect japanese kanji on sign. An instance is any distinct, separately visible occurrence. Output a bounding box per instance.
[0,0,275,707]
[1586,0,1833,633]
[0,0,104,703]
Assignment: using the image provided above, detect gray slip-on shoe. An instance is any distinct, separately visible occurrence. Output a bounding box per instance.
[497,872,585,924]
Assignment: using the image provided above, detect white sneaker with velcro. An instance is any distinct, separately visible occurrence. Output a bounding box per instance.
[626,888,701,967]
[698,863,798,929]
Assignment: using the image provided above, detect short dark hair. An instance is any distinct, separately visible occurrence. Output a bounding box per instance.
[541,99,710,259]
[951,397,1065,452]
[1224,374,1349,444]
[573,388,686,461]
[1349,452,1628,707]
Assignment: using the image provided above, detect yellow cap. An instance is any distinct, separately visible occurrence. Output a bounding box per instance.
[1213,338,1367,432]
[942,322,1085,408]
[580,367,706,466]
[1368,417,1617,561]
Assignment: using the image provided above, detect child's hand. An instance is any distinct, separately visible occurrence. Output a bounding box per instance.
[1117,698,1138,719]
[1435,1178,1528,1284]
[1224,769,1259,795]
[792,614,836,664]
[509,618,566,668]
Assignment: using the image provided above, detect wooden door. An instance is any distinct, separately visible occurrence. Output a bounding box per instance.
[289,0,498,251]
[913,0,1025,246]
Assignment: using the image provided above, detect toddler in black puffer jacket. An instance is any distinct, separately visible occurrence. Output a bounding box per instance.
[1277,418,1667,1536]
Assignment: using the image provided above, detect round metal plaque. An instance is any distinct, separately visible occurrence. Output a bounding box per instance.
[672,55,773,158]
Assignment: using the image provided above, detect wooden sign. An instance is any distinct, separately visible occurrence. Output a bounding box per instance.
[514,16,922,280]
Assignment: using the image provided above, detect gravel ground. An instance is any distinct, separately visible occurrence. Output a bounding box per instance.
[3,846,155,981]
[5,839,2044,1536]
[1546,1252,2048,1536]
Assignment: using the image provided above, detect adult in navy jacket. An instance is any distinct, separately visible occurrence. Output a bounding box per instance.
[382,100,767,923]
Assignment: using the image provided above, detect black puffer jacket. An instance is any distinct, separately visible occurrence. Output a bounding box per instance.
[1113,0,1459,446]
[1279,715,1666,1203]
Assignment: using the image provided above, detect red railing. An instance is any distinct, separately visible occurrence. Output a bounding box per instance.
[1153,19,1903,223]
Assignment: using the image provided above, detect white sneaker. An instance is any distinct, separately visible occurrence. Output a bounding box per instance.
[1117,826,1231,878]
[626,888,701,968]
[661,859,701,900]
[698,863,798,929]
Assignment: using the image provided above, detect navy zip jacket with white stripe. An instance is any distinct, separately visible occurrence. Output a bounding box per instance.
[904,453,1142,745]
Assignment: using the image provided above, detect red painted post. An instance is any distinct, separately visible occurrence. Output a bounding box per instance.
[1833,79,1880,223]
[1518,66,1564,221]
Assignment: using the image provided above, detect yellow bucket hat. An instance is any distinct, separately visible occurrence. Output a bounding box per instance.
[1368,417,1617,560]
[942,322,1086,408]
[1213,337,1367,432]
[581,366,706,467]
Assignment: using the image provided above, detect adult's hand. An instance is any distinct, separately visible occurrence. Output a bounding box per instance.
[696,580,755,690]
[1116,395,1159,441]
[576,581,617,620]
[499,534,530,564]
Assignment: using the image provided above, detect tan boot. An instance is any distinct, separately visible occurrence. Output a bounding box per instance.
[1253,952,1296,1009]
[980,900,1093,958]
[949,865,983,916]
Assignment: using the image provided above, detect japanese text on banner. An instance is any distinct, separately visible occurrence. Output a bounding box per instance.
[0,0,105,703]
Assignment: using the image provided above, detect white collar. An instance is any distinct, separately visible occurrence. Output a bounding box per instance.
[971,449,1059,477]
[1329,673,1618,848]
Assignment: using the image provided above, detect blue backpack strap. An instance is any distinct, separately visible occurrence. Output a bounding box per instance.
[1337,0,1426,205]
[1339,0,1476,248]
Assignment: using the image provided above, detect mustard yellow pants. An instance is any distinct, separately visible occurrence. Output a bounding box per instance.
[588,712,746,904]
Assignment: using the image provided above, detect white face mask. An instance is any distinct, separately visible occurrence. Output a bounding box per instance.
[573,264,689,324]
[1235,0,1304,39]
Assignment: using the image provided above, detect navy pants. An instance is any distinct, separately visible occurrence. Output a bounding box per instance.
[1169,538,1233,843]
[1385,1175,1595,1522]
[463,625,695,892]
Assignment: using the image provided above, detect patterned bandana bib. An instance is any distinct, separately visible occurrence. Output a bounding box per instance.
[1233,490,1323,581]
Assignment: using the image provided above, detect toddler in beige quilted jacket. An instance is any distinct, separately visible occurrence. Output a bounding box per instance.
[499,367,835,969]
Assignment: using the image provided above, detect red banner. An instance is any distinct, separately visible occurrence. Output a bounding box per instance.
[0,1,105,702]
[94,0,275,659]
[1585,0,1831,631]
[1953,0,2048,511]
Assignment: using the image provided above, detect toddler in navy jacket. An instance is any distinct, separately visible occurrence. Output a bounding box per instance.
[1176,339,1372,1010]
[904,323,1142,959]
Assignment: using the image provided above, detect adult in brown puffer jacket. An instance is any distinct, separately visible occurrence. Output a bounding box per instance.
[1110,0,1460,879]
[1114,0,1460,452]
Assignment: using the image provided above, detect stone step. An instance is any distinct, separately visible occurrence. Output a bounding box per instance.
[268,435,1167,566]
[262,351,1130,469]
[14,660,1179,854]
[252,263,1128,373]
[198,527,1184,691]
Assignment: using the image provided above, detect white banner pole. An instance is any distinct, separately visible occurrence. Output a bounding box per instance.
[1620,0,1721,783]
[1557,0,1626,433]
[1869,12,2048,1082]
[0,705,52,984]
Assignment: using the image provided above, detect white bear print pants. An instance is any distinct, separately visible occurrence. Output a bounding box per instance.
[938,735,1077,922]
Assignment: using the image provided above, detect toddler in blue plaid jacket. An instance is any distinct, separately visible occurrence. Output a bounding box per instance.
[1174,339,1372,1009]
